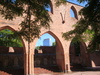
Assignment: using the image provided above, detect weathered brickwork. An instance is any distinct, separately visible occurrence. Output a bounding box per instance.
[0,46,24,69]
[0,1,98,75]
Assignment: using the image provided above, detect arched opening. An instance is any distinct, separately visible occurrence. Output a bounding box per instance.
[0,26,24,75]
[34,32,65,74]
[69,38,88,71]
[44,1,53,14]
[70,6,78,19]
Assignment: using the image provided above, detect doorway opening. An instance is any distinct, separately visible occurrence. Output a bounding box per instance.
[34,32,64,74]
[0,28,24,75]
[69,38,87,71]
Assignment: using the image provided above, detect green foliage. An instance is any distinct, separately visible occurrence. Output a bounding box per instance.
[76,0,88,3]
[0,29,23,47]
[55,0,66,6]
[63,0,100,52]
[35,46,40,50]
[71,37,81,56]
[82,29,94,41]
[52,42,56,46]
[0,0,23,20]
[0,0,66,43]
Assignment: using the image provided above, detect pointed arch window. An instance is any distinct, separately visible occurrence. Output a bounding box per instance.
[44,2,53,14]
[70,6,78,19]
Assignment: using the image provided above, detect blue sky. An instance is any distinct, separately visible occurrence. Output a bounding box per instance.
[36,33,55,46]
[36,0,87,46]
[67,0,87,7]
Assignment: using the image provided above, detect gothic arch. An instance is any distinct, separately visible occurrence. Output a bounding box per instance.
[35,31,65,71]
[0,26,26,52]
[44,1,53,14]
[69,38,88,70]
[70,6,78,19]
[48,1,53,14]
[0,26,16,31]
[0,25,28,75]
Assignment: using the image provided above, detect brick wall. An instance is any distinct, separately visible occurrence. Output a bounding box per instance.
[0,46,24,69]
[90,51,100,67]
[34,46,57,67]
[0,46,24,54]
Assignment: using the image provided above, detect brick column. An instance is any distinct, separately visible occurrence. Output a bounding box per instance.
[28,53,34,75]
[65,53,71,72]
[24,53,28,75]
[24,41,34,75]
[24,53,34,75]
[64,41,71,73]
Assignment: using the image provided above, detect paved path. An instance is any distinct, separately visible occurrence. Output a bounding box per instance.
[35,71,100,75]
[0,66,100,75]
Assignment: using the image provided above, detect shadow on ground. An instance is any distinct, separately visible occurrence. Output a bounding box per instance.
[0,69,24,75]
[71,64,100,72]
[0,66,100,75]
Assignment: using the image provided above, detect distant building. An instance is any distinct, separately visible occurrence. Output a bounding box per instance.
[43,38,52,46]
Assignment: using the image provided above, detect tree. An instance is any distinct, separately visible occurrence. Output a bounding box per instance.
[0,0,67,53]
[0,29,23,47]
[63,0,100,52]
[0,0,66,41]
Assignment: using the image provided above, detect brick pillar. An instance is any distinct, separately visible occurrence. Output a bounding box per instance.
[24,53,28,75]
[24,41,34,75]
[28,53,34,75]
[24,52,34,75]
[66,53,71,72]
[64,41,71,73]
